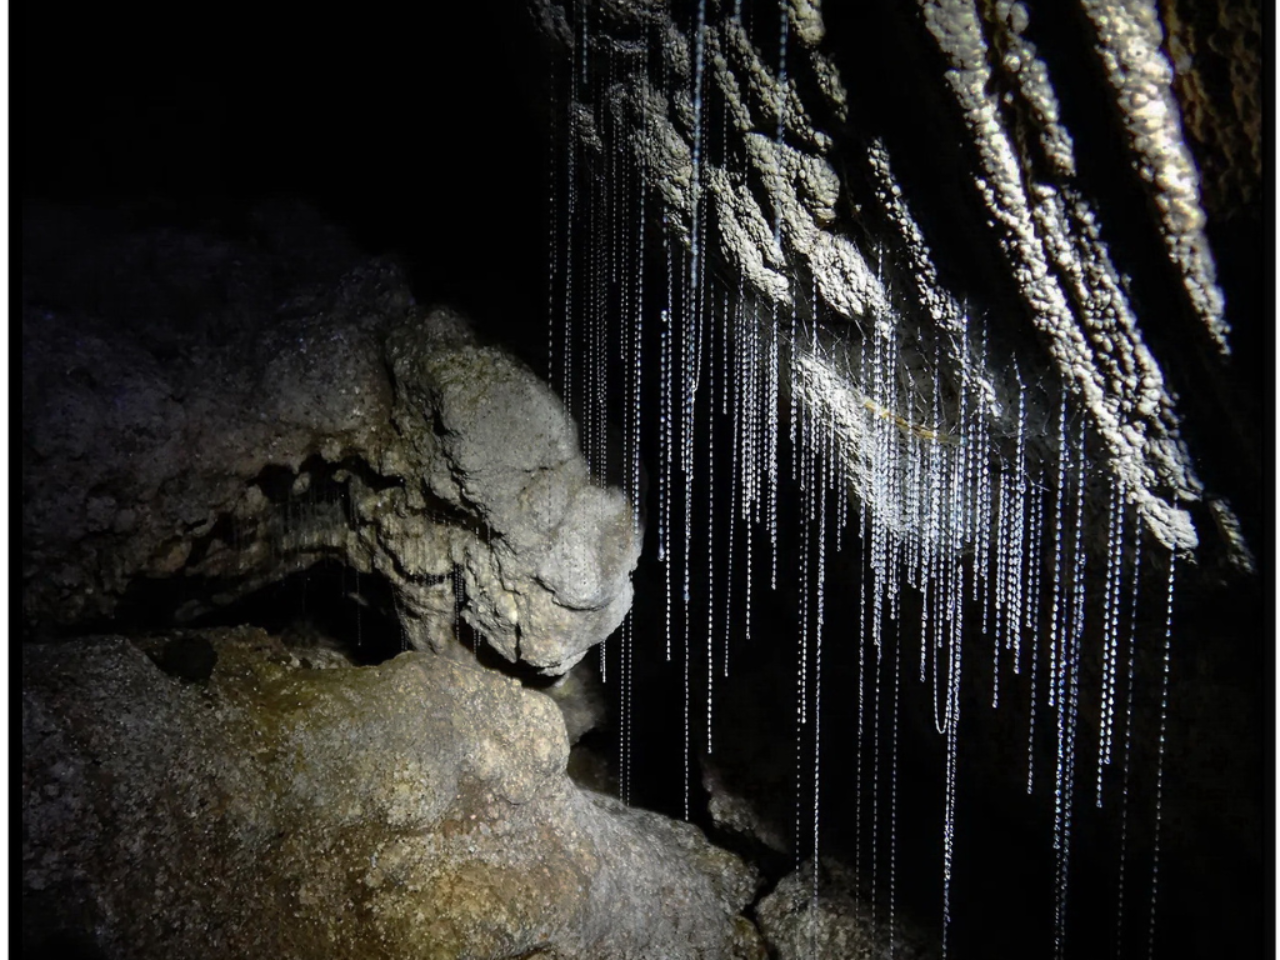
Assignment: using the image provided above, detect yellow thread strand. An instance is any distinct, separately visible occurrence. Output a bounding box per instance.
[860,397,960,446]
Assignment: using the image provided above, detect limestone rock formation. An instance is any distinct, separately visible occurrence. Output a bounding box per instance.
[755,861,936,960]
[528,0,1260,569]
[21,205,638,674]
[22,629,762,959]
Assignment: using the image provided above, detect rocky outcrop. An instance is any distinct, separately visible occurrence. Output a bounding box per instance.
[755,861,936,960]
[384,310,638,673]
[21,209,638,673]
[529,0,1259,568]
[22,629,762,959]
[19,204,767,958]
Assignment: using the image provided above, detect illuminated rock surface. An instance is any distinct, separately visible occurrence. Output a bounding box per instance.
[22,629,761,959]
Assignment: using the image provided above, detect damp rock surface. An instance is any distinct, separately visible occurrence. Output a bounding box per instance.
[21,202,639,674]
[22,629,763,960]
[755,860,937,960]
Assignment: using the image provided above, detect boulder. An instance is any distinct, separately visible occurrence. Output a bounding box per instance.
[755,860,936,960]
[22,629,762,959]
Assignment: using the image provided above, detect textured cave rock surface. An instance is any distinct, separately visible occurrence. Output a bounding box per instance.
[21,199,639,676]
[526,1,1264,953]
[546,658,609,748]
[18,0,1266,954]
[529,0,1262,569]
[755,860,937,960]
[22,629,764,960]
